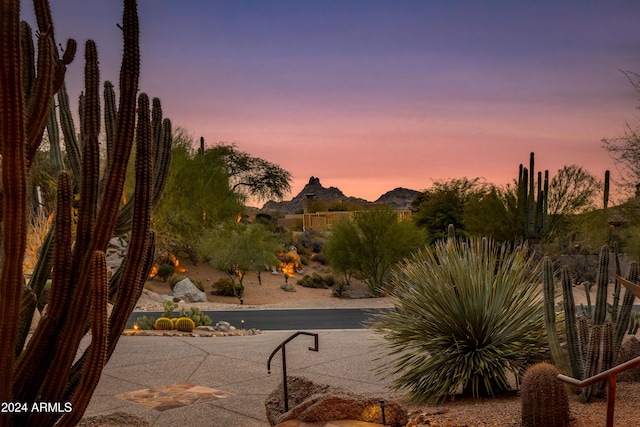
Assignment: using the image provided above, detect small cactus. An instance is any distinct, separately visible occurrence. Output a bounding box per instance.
[175,317,195,332]
[154,317,173,330]
[521,362,570,427]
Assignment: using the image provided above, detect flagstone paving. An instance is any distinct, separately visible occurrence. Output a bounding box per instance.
[116,382,234,411]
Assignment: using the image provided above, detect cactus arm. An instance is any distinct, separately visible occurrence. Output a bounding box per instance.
[57,82,82,180]
[611,245,621,324]
[13,171,74,403]
[151,116,173,207]
[582,323,603,401]
[93,0,140,249]
[50,251,109,427]
[45,171,74,320]
[20,22,35,104]
[99,81,117,196]
[593,246,610,325]
[107,94,153,352]
[541,258,570,374]
[614,263,638,354]
[561,267,584,380]
[25,20,60,163]
[73,40,100,264]
[46,99,65,173]
[0,0,29,407]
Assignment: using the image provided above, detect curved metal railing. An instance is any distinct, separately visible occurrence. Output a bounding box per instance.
[557,355,640,427]
[267,331,319,412]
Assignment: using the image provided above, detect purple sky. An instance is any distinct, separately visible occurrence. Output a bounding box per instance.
[24,1,640,203]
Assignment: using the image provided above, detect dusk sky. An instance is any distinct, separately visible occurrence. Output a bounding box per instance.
[23,1,640,204]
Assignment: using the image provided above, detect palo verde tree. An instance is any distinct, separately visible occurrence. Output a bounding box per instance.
[197,223,280,302]
[205,139,292,202]
[0,1,172,425]
[154,129,243,259]
[325,207,426,296]
[411,177,488,243]
[462,184,522,241]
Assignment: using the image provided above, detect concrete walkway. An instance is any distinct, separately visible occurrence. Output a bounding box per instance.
[83,330,398,426]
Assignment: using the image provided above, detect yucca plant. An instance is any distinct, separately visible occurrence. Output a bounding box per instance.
[374,237,548,403]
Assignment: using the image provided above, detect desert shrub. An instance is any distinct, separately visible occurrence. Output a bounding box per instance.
[373,237,547,403]
[179,307,213,327]
[312,253,329,265]
[191,278,205,292]
[211,277,243,297]
[297,273,335,289]
[332,280,350,298]
[136,315,156,330]
[157,263,175,282]
[298,231,324,253]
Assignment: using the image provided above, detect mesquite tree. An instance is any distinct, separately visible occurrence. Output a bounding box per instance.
[0,1,171,425]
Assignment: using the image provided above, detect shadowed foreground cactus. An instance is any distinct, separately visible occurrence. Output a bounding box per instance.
[521,362,570,427]
[0,1,172,425]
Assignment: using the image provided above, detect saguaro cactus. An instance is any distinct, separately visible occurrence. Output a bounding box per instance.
[0,1,172,426]
[516,152,549,240]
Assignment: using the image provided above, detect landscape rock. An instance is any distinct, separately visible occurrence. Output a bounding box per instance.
[216,321,231,332]
[109,236,128,249]
[139,288,165,304]
[281,282,296,292]
[172,278,207,303]
[265,376,407,427]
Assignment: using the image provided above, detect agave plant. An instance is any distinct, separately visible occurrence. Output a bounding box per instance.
[374,237,547,403]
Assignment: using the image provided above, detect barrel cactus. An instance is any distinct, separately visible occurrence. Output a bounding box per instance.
[175,317,195,332]
[155,318,174,331]
[521,362,570,427]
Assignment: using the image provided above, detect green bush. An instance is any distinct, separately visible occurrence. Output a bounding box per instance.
[135,315,156,330]
[179,307,213,327]
[373,237,547,403]
[332,280,350,298]
[191,278,204,292]
[297,273,335,289]
[157,263,175,281]
[211,277,243,297]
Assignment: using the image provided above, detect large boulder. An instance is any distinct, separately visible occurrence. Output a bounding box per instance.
[172,278,207,303]
[265,376,407,427]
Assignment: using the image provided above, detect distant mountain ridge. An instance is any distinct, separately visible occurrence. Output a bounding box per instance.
[262,176,419,213]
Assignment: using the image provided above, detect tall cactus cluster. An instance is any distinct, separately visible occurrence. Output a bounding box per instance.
[517,152,549,240]
[542,246,638,402]
[0,1,172,426]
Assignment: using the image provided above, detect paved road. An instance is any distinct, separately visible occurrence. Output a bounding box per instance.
[128,308,388,330]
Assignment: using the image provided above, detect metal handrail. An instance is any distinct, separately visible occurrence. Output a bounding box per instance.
[557,355,640,427]
[267,331,319,413]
